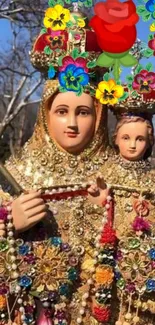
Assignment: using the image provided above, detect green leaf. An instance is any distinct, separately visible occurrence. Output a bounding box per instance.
[44,46,53,55]
[126,75,134,83]
[59,86,67,93]
[131,90,138,98]
[77,86,83,96]
[97,53,114,67]
[48,0,56,6]
[103,72,110,81]
[87,60,97,69]
[145,62,153,71]
[64,0,71,3]
[40,28,47,35]
[143,48,154,58]
[148,34,154,40]
[57,0,64,4]
[119,91,129,101]
[72,48,80,59]
[66,21,74,28]
[128,83,133,90]
[119,53,137,67]
[80,52,88,58]
[84,0,93,8]
[58,56,63,66]
[72,15,78,22]
[49,0,64,5]
[141,11,152,22]
[134,64,144,74]
[136,5,147,16]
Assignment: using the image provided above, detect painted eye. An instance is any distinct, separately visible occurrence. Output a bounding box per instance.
[137,137,144,142]
[79,110,89,116]
[56,109,67,115]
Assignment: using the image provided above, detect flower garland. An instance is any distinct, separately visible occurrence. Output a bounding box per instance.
[76,188,117,324]
[115,196,155,325]
[92,193,117,323]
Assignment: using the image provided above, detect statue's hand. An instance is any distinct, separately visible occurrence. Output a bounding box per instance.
[12,191,47,232]
[0,220,6,237]
[88,174,108,207]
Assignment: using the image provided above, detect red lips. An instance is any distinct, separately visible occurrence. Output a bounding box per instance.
[65,132,78,138]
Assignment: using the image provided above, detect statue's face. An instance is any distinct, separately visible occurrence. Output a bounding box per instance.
[115,121,149,161]
[48,91,96,153]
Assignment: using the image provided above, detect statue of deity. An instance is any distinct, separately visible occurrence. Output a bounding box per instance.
[0,1,154,325]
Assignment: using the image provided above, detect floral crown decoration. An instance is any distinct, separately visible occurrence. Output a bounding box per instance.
[30,0,105,96]
[90,0,155,119]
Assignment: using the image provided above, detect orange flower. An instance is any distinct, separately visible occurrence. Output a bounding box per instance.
[95,266,114,285]
[0,295,6,309]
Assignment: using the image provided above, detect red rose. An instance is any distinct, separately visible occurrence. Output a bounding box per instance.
[89,0,139,53]
[93,305,111,322]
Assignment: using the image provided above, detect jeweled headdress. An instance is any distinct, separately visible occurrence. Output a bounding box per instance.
[30,0,105,96]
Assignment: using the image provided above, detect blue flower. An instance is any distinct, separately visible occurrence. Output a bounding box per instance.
[148,248,155,260]
[48,65,56,79]
[145,0,155,18]
[18,276,32,288]
[146,279,155,291]
[18,244,30,256]
[58,64,89,93]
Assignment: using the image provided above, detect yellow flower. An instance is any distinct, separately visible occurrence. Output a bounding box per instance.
[43,4,70,31]
[150,23,155,32]
[82,258,95,271]
[96,79,124,105]
[77,18,85,28]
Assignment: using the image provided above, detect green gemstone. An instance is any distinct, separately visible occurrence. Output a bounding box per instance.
[0,239,9,252]
[128,238,140,249]
[117,278,126,289]
[68,268,78,281]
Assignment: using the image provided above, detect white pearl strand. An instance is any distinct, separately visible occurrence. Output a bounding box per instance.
[76,189,112,324]
[6,204,26,325]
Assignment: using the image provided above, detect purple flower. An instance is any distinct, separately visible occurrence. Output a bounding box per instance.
[115,250,123,261]
[0,285,9,295]
[25,305,34,314]
[0,207,8,221]
[24,254,36,264]
[126,282,136,293]
[132,70,155,94]
[132,216,150,232]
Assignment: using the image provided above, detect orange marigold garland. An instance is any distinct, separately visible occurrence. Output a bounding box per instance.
[93,193,117,323]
